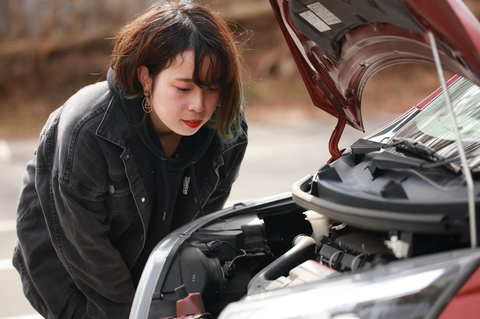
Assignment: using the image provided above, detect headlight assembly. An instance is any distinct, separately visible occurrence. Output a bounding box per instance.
[219,248,480,319]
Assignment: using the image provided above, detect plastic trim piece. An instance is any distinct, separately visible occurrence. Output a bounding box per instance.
[291,175,446,233]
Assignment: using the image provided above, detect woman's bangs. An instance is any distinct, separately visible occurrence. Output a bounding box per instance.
[193,49,230,89]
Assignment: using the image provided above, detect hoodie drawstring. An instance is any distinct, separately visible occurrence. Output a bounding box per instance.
[190,164,204,219]
[161,159,170,221]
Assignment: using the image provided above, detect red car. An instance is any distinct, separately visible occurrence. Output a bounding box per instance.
[130,0,480,318]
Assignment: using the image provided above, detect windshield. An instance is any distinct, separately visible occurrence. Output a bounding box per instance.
[386,77,480,171]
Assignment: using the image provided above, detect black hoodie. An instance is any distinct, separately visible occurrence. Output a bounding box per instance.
[118,87,216,286]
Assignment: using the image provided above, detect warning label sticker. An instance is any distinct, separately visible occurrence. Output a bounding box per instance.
[308,3,341,25]
[299,10,331,32]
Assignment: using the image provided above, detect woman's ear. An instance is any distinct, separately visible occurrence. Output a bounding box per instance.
[137,66,153,93]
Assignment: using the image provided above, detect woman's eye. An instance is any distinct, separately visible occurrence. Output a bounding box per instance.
[207,87,220,92]
[177,87,190,92]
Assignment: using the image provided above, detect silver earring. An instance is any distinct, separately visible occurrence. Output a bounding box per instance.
[142,91,152,113]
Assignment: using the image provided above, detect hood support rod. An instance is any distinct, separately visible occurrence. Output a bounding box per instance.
[427,31,477,248]
[328,110,347,159]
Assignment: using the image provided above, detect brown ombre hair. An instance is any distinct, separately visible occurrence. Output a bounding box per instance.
[110,1,243,140]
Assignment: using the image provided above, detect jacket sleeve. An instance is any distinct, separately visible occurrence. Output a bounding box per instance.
[203,122,248,214]
[40,126,135,319]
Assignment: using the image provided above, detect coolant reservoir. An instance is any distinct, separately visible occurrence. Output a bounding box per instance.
[303,210,329,246]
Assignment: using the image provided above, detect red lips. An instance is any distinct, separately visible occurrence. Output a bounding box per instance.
[182,120,202,129]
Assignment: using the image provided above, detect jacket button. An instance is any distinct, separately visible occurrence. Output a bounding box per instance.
[141,197,146,203]
[108,185,115,194]
[140,234,144,241]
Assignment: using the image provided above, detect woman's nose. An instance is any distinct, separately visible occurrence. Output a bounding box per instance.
[188,90,205,113]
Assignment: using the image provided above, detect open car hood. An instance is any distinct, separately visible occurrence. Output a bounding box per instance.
[270,0,480,158]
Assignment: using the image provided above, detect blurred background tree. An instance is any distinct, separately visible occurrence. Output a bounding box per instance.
[0,0,479,137]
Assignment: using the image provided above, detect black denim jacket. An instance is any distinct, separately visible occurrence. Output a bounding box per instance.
[12,79,248,319]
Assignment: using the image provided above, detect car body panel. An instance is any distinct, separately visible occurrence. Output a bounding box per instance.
[269,0,480,158]
[438,266,480,319]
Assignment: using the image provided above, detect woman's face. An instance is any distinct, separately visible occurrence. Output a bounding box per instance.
[138,50,220,137]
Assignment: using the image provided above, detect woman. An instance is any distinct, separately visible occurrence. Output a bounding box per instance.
[12,1,247,318]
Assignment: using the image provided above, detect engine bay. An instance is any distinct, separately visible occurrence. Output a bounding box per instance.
[148,196,470,319]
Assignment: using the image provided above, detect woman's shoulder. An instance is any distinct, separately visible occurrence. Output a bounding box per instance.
[50,81,121,145]
[36,81,116,172]
[60,81,112,127]
[38,81,113,143]
[39,82,120,193]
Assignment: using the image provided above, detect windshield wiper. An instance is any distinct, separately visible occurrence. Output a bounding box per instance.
[381,137,477,173]
[383,137,478,170]
[384,137,446,162]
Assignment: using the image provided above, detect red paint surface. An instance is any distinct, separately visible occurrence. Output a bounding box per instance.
[438,267,480,319]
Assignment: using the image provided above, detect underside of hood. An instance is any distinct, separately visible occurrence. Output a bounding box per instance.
[270,0,480,158]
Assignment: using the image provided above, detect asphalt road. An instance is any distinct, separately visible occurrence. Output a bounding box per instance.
[0,115,398,318]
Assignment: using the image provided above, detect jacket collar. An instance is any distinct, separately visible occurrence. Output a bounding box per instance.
[95,68,138,148]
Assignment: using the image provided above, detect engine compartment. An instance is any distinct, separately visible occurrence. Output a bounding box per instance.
[148,198,470,319]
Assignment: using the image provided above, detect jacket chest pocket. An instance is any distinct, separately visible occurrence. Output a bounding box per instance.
[106,173,139,241]
[106,171,153,268]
